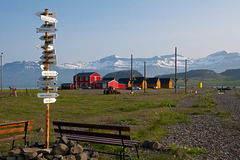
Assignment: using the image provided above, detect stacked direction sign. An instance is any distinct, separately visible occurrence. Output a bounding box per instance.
[35,9,58,149]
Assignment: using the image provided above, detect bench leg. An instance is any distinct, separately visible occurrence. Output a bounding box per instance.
[120,151,122,160]
[11,140,15,149]
[135,145,139,158]
[123,146,126,160]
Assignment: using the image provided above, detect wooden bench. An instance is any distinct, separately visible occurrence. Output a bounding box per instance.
[53,121,141,160]
[0,120,34,149]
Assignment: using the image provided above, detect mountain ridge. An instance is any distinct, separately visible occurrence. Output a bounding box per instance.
[2,50,240,88]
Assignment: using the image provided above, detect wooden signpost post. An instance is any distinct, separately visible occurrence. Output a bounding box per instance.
[36,9,58,149]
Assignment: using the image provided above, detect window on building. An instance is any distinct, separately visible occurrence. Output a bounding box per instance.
[95,77,97,81]
[80,77,83,81]
[85,76,88,81]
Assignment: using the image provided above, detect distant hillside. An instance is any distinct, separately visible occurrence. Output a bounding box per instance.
[102,70,143,81]
[156,69,220,80]
[220,69,240,80]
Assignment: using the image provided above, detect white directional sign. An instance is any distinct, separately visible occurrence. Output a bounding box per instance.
[43,98,57,104]
[40,65,48,70]
[38,87,58,92]
[37,81,57,87]
[36,44,53,50]
[35,12,56,17]
[39,34,57,41]
[42,71,58,76]
[38,60,57,65]
[39,76,57,81]
[36,27,57,33]
[41,15,58,23]
[40,54,56,60]
[37,93,59,98]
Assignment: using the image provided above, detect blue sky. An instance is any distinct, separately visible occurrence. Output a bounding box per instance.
[0,0,240,64]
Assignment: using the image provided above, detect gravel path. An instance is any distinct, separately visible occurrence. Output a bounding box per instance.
[160,90,240,160]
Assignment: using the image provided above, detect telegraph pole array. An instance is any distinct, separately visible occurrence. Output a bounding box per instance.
[184,59,188,93]
[1,53,3,92]
[174,47,178,94]
[130,54,134,94]
[144,61,146,93]
[35,9,59,148]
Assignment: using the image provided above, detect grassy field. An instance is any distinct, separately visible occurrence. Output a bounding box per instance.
[0,88,213,159]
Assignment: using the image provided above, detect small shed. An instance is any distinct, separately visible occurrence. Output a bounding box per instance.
[160,78,172,88]
[61,83,74,90]
[147,78,161,88]
[92,80,119,89]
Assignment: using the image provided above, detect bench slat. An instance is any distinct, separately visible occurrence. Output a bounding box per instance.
[61,134,140,147]
[0,126,33,135]
[54,128,131,140]
[0,135,32,142]
[0,120,34,129]
[53,121,130,131]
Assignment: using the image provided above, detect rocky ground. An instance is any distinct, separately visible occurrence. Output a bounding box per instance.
[160,89,240,160]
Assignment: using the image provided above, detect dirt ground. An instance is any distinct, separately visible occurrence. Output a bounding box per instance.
[161,89,240,160]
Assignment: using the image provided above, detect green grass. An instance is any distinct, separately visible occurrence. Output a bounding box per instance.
[0,88,210,159]
[191,94,217,108]
[160,101,178,107]
[170,145,208,156]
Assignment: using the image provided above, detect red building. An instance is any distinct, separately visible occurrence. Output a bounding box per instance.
[73,72,101,89]
[92,80,126,89]
[61,83,74,90]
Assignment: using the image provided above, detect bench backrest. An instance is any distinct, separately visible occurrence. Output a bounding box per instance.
[53,121,131,140]
[0,120,34,136]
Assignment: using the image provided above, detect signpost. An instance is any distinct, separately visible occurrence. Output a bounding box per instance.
[43,98,57,104]
[37,93,59,98]
[36,9,58,149]
[36,28,57,33]
[35,11,56,17]
[37,81,57,87]
[38,60,57,65]
[39,34,57,41]
[38,76,57,81]
[36,44,53,50]
[38,87,58,92]
[40,54,56,60]
[40,15,58,23]
[41,71,58,76]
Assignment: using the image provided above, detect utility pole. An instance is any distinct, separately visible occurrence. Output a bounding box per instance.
[174,47,178,94]
[144,61,146,93]
[1,52,3,92]
[184,59,188,93]
[130,54,134,94]
[75,68,78,89]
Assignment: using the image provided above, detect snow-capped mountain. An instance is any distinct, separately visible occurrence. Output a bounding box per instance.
[2,50,240,88]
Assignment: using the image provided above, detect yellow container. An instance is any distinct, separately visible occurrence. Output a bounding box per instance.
[198,82,202,88]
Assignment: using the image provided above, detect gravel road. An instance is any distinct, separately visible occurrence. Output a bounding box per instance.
[160,89,240,160]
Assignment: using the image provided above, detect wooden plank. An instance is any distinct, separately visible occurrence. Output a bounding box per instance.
[54,128,131,140]
[53,121,130,131]
[0,120,34,129]
[61,135,140,147]
[0,134,32,142]
[0,126,33,135]
[65,134,140,146]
